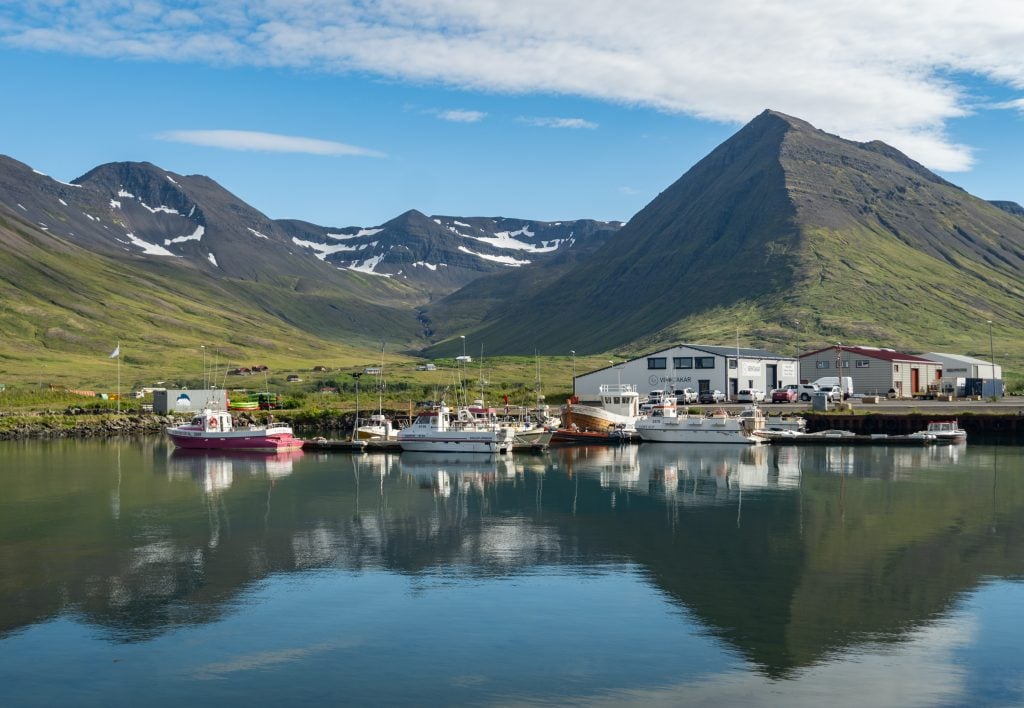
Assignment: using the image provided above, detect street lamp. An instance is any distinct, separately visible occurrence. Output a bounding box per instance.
[988,320,996,389]
[460,334,466,359]
[350,372,362,440]
[201,345,207,389]
[570,350,576,394]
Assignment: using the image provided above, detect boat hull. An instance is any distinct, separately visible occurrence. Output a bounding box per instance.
[561,404,636,432]
[636,418,761,444]
[397,434,512,454]
[167,427,304,452]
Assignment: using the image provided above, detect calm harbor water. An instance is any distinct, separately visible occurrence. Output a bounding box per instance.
[1,439,1022,706]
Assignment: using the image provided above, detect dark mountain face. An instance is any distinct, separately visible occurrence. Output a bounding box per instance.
[277,210,622,297]
[990,200,1024,218]
[452,110,1024,356]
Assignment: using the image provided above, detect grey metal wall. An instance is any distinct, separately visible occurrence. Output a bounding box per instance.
[153,389,227,415]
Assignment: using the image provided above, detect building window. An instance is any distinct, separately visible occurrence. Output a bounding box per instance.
[728,358,737,369]
[647,358,667,370]
[856,359,870,368]
[816,361,830,369]
[673,357,693,369]
[695,357,715,369]
[895,364,900,372]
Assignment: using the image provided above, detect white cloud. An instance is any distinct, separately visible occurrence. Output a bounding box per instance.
[437,109,487,123]
[154,129,385,157]
[520,116,598,129]
[991,98,1024,113]
[5,1,1024,170]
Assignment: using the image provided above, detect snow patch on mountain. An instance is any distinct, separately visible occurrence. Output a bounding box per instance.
[457,246,530,266]
[292,236,363,259]
[164,225,205,245]
[326,228,382,240]
[126,232,177,256]
[110,199,121,209]
[207,253,218,267]
[347,254,390,277]
[247,227,269,239]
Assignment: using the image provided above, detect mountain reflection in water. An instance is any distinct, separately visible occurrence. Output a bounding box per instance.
[0,439,1021,705]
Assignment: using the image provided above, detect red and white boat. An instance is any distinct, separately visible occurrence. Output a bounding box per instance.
[166,409,304,452]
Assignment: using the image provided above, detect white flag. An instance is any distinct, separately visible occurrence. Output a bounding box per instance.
[109,345,120,358]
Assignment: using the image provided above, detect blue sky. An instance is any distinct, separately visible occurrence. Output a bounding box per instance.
[1,2,1022,227]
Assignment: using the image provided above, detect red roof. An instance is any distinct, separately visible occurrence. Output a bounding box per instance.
[799,346,938,364]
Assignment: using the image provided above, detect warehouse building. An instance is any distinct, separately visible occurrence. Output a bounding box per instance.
[799,346,941,397]
[573,344,798,401]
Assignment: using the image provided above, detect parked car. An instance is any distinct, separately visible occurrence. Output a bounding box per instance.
[674,388,698,405]
[771,388,798,403]
[640,389,670,411]
[823,385,844,402]
[736,388,765,403]
[797,383,820,401]
[699,389,725,404]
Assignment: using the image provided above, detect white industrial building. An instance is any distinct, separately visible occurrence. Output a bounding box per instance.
[573,344,798,401]
[924,352,1003,396]
[923,352,1001,381]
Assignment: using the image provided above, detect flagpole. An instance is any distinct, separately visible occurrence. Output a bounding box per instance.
[117,340,121,414]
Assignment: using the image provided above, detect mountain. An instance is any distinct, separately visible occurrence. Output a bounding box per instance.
[0,154,620,380]
[445,110,1024,359]
[276,211,621,298]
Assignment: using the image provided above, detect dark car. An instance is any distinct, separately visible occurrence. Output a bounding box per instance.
[698,389,725,404]
[771,388,798,403]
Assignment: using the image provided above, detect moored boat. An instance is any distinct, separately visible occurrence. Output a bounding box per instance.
[561,384,640,433]
[397,403,515,454]
[355,413,396,440]
[925,420,968,443]
[636,401,764,444]
[166,409,304,452]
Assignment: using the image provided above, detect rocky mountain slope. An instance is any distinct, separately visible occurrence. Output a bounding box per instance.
[445,110,1024,358]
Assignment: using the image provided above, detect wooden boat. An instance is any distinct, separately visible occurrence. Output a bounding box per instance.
[167,409,303,452]
[549,427,632,445]
[561,384,640,433]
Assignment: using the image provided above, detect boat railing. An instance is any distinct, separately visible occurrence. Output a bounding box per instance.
[598,384,638,395]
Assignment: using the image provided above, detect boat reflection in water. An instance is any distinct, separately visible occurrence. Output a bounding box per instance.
[558,443,802,503]
[801,440,966,479]
[167,449,304,492]
[398,451,515,497]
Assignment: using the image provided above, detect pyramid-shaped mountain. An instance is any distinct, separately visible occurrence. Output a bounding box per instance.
[448,110,1024,355]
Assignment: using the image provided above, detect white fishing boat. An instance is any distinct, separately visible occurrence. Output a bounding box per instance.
[636,399,764,444]
[925,420,968,443]
[397,403,515,454]
[562,384,640,432]
[354,412,395,440]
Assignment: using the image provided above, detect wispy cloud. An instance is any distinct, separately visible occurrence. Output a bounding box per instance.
[618,186,638,196]
[520,117,598,129]
[991,98,1024,113]
[154,130,385,157]
[6,1,1024,170]
[437,109,487,123]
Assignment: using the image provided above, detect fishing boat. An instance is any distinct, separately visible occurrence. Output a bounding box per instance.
[635,400,764,444]
[397,403,515,454]
[561,384,640,433]
[925,420,968,443]
[166,408,304,452]
[354,412,395,440]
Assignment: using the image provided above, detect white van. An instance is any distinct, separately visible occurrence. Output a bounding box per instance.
[812,376,853,399]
